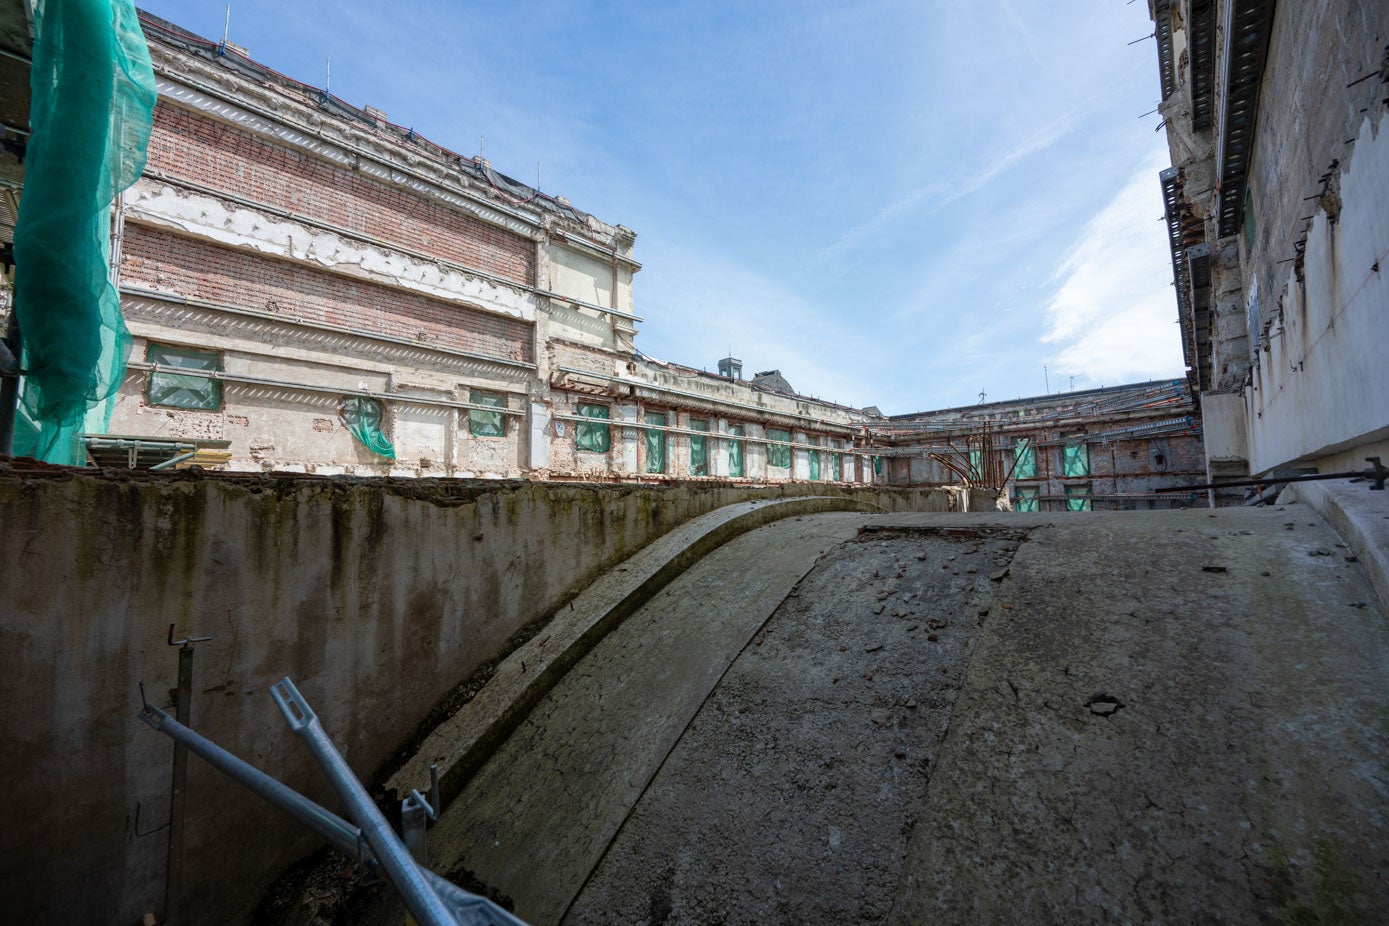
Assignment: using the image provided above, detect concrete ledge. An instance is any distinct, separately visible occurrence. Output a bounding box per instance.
[1281,479,1389,610]
[385,495,876,806]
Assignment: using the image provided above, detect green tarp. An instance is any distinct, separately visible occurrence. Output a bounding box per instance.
[146,344,220,409]
[342,396,395,459]
[1065,486,1092,512]
[14,0,157,464]
[644,411,667,473]
[469,390,505,437]
[576,403,610,452]
[689,418,708,476]
[831,452,842,481]
[1063,443,1090,477]
[728,425,744,477]
[1014,488,1039,513]
[808,448,820,481]
[766,428,791,468]
[1013,439,1036,479]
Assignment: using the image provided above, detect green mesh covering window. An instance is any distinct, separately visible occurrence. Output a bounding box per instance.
[468,390,506,437]
[766,428,791,468]
[146,344,221,409]
[873,455,882,475]
[968,448,983,481]
[689,418,709,476]
[644,411,667,473]
[1014,487,1040,513]
[342,396,395,459]
[14,0,156,464]
[1013,439,1036,479]
[728,424,745,477]
[832,453,842,481]
[576,403,610,452]
[1065,485,1092,512]
[1063,443,1090,477]
[808,448,820,481]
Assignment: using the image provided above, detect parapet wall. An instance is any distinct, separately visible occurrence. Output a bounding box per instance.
[0,469,958,926]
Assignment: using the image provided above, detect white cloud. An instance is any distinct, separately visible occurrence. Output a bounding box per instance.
[817,117,1077,261]
[1041,151,1186,387]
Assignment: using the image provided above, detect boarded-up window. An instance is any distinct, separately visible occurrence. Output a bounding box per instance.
[766,428,791,468]
[1014,487,1039,513]
[728,424,745,477]
[831,452,842,481]
[469,390,506,437]
[689,418,709,476]
[1065,484,1092,512]
[1013,438,1036,479]
[644,411,668,473]
[342,396,396,459]
[808,448,821,481]
[1063,443,1089,477]
[576,403,610,452]
[968,448,983,481]
[147,344,222,409]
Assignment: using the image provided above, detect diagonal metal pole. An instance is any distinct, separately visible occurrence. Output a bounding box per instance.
[137,702,527,926]
[270,678,457,926]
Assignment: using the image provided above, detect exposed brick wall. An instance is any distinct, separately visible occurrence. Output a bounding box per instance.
[147,103,535,285]
[123,225,534,364]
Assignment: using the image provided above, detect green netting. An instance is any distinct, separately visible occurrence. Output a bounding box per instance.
[576,402,610,453]
[689,418,708,476]
[342,396,396,459]
[808,448,820,481]
[968,448,983,482]
[1065,486,1092,512]
[873,455,882,475]
[644,411,667,473]
[831,452,842,481]
[13,0,156,464]
[146,344,221,409]
[469,389,505,437]
[1014,488,1039,513]
[766,428,791,468]
[728,425,744,477]
[1063,443,1090,477]
[1013,439,1036,479]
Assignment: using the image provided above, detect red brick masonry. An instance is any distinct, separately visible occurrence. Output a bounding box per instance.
[147,103,536,285]
[123,225,534,364]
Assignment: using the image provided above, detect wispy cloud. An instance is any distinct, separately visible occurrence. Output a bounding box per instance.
[1041,150,1185,387]
[817,118,1077,261]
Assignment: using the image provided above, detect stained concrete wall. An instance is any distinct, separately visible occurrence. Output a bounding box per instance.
[0,470,955,926]
[1243,109,1389,473]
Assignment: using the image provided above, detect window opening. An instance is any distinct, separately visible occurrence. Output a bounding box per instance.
[342,396,396,459]
[1063,443,1090,477]
[147,344,222,410]
[645,411,668,473]
[576,402,611,452]
[728,424,745,477]
[766,427,791,468]
[468,390,506,437]
[689,418,709,476]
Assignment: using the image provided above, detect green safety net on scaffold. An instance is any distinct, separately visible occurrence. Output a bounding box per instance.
[13,0,156,464]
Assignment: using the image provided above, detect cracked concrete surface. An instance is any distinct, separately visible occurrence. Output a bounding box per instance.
[429,504,1388,925]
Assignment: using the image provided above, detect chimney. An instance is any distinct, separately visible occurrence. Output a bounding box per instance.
[718,356,743,380]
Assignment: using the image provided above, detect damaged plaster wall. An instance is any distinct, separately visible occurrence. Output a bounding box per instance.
[0,472,958,926]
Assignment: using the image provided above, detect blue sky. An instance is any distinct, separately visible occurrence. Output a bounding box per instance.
[137,0,1182,414]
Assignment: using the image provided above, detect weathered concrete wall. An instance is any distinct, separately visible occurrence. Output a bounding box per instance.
[0,470,955,926]
[1244,109,1389,473]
